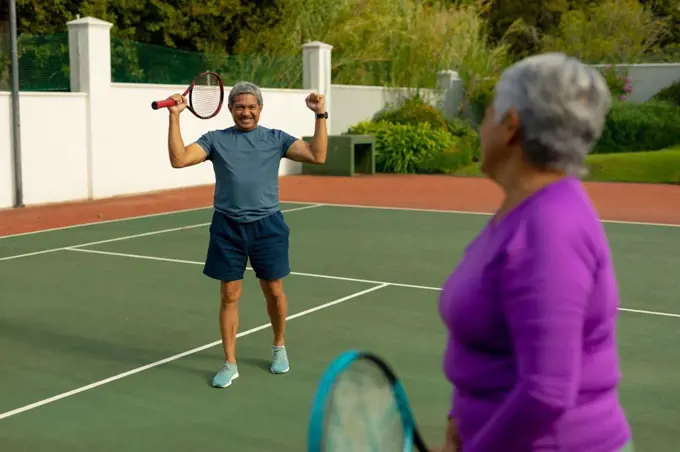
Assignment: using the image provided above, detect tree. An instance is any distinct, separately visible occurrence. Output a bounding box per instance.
[540,0,669,63]
[639,0,680,59]
[6,0,249,53]
[480,0,574,57]
[234,0,512,89]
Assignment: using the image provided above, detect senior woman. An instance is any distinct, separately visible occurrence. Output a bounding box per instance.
[435,53,633,452]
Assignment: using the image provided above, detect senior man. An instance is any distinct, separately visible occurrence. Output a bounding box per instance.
[165,81,327,388]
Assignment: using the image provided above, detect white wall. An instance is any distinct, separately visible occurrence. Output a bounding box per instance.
[88,84,313,199]
[621,64,680,102]
[1,92,88,208]
[330,84,442,134]
[0,85,314,208]
[593,63,680,102]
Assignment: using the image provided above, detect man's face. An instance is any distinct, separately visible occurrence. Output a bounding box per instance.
[228,94,261,131]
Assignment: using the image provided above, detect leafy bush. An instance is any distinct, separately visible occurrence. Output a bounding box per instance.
[599,65,633,101]
[467,76,497,111]
[593,100,680,154]
[445,117,481,163]
[458,74,499,126]
[375,96,477,137]
[416,143,477,175]
[652,80,680,106]
[373,96,448,129]
[347,120,456,173]
[365,96,481,173]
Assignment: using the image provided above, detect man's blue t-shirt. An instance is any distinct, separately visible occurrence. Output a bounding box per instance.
[194,125,297,223]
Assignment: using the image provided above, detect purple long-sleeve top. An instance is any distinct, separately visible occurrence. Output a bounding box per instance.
[438,177,632,451]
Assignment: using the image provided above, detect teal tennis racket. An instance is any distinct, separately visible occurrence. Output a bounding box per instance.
[307,350,429,451]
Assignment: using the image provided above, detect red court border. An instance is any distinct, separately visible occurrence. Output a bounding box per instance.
[1,175,679,237]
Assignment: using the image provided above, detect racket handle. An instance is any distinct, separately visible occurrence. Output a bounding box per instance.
[151,98,178,110]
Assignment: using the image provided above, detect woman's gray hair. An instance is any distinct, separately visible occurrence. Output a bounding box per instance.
[492,53,612,176]
[228,81,263,107]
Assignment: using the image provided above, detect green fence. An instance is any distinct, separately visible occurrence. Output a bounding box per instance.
[0,34,305,92]
[110,38,304,89]
[0,33,70,92]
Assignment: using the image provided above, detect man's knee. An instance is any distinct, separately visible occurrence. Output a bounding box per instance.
[220,280,242,306]
[260,279,285,300]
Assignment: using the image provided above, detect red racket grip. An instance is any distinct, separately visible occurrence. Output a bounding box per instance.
[151,98,178,110]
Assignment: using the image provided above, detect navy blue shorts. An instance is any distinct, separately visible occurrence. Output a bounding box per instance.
[203,210,290,282]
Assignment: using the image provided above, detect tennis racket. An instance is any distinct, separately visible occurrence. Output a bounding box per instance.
[150,71,224,120]
[307,350,429,452]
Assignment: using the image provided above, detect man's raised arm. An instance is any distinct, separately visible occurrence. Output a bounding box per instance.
[167,93,209,168]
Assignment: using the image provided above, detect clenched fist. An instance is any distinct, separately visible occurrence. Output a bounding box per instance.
[305,92,325,114]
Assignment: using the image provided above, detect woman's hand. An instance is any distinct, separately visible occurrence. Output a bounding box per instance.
[430,439,460,452]
[431,417,461,452]
[430,444,459,452]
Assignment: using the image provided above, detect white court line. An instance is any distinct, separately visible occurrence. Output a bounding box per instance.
[0,282,390,421]
[66,247,440,292]
[284,201,680,228]
[0,205,213,240]
[0,204,324,262]
[1,195,678,242]
[4,197,676,262]
[65,247,680,319]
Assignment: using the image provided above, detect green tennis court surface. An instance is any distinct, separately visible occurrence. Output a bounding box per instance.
[1,202,679,451]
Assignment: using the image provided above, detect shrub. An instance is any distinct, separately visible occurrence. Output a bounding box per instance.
[468,76,497,110]
[366,96,481,173]
[375,96,478,137]
[462,75,498,126]
[373,95,448,129]
[593,100,680,154]
[445,117,481,164]
[347,120,456,173]
[445,116,474,137]
[652,80,680,106]
[599,65,633,101]
[416,142,476,174]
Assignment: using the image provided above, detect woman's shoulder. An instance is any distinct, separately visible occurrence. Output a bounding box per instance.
[522,178,602,236]
[503,179,609,265]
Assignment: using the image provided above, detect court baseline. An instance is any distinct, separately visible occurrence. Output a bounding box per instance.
[1,199,678,243]
[0,204,325,262]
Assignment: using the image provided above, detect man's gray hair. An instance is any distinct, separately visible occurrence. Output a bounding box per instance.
[492,53,612,176]
[228,81,263,107]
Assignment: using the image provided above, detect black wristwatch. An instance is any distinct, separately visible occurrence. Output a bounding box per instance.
[316,112,328,120]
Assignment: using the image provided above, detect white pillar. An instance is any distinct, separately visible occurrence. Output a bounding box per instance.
[437,69,463,121]
[302,41,333,133]
[66,16,113,199]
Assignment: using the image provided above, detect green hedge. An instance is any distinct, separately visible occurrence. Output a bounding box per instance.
[346,95,680,178]
[347,121,467,173]
[373,95,449,129]
[454,148,680,184]
[652,80,680,106]
[349,96,480,174]
[593,100,680,154]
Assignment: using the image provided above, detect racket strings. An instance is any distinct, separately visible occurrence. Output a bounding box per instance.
[323,361,405,451]
[191,73,222,118]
